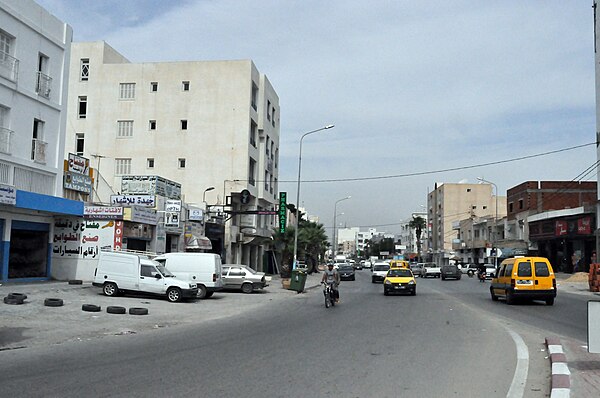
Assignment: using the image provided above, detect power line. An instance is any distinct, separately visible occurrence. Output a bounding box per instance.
[279,142,595,184]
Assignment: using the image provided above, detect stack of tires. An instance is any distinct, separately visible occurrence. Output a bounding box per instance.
[589,263,600,292]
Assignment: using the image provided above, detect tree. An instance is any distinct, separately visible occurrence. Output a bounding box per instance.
[408,216,426,262]
[272,219,329,276]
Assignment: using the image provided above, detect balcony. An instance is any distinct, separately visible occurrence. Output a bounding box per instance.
[31,138,47,164]
[0,127,13,154]
[36,71,52,99]
[0,52,19,82]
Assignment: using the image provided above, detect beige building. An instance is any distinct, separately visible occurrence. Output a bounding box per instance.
[65,41,280,268]
[428,182,506,264]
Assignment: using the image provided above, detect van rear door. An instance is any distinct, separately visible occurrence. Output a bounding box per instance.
[533,260,553,291]
[514,259,535,290]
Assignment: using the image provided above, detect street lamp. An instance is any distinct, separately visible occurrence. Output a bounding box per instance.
[332,196,351,259]
[203,186,215,203]
[292,124,335,269]
[477,177,498,268]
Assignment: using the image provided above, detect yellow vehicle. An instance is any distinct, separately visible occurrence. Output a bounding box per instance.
[384,268,416,296]
[389,260,410,269]
[490,256,556,305]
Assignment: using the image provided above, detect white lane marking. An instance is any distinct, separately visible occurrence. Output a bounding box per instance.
[506,329,529,398]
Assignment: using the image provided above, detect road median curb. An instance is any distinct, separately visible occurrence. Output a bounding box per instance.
[546,337,571,397]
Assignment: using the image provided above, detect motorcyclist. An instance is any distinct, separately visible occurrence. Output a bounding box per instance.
[321,263,340,302]
[477,263,486,282]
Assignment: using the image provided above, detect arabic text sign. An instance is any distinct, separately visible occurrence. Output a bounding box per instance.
[84,206,124,219]
[52,218,116,259]
[68,153,90,175]
[165,199,182,212]
[110,194,156,207]
[188,208,204,221]
[0,183,16,205]
[64,171,93,194]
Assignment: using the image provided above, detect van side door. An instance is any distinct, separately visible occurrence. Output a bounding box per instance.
[139,264,167,294]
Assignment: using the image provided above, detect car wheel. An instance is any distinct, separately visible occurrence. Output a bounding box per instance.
[442,276,446,280]
[166,287,182,303]
[546,297,555,306]
[506,290,514,305]
[384,290,389,296]
[490,288,498,301]
[371,278,376,283]
[103,282,118,297]
[411,289,416,296]
[352,276,355,281]
[205,292,214,298]
[241,283,253,294]
[197,285,207,299]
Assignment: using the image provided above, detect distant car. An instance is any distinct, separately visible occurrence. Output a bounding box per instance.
[371,262,390,283]
[410,263,424,277]
[421,263,441,278]
[462,264,478,275]
[354,261,363,270]
[384,268,416,296]
[441,264,461,280]
[484,264,497,279]
[363,260,372,269]
[338,264,356,281]
[221,264,269,293]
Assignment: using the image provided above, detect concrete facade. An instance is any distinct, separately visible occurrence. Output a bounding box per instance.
[427,182,507,264]
[65,41,280,268]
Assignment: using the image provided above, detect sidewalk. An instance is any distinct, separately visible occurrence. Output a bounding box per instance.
[548,273,600,397]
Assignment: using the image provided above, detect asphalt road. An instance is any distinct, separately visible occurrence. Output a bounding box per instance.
[1,271,573,397]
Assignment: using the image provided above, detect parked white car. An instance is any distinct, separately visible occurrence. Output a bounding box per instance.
[421,262,442,278]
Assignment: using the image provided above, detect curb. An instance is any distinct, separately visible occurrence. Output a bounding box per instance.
[546,337,571,398]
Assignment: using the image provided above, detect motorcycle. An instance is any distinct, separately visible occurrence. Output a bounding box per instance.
[322,282,337,308]
[477,269,486,282]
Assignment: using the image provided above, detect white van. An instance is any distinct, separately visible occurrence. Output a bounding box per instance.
[92,251,198,303]
[154,253,224,299]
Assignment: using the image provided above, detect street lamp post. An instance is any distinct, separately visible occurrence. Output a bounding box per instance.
[203,186,215,203]
[332,196,351,259]
[478,177,498,268]
[292,125,335,269]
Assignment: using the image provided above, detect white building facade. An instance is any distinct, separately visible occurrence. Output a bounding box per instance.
[65,41,280,270]
[0,0,82,282]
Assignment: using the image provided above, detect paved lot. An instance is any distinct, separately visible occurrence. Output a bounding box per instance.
[0,273,323,350]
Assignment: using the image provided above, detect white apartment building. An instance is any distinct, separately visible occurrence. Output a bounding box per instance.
[0,0,82,282]
[65,41,280,269]
[399,211,428,260]
[337,227,359,257]
[428,182,506,265]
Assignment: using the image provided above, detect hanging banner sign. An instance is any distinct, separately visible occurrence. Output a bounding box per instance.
[110,194,156,207]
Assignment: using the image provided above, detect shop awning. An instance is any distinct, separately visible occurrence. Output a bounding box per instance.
[185,235,212,250]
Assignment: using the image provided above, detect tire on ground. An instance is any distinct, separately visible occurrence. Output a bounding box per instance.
[129,307,149,315]
[8,293,28,301]
[68,279,83,285]
[44,298,64,307]
[82,304,101,312]
[4,296,24,305]
[106,305,126,314]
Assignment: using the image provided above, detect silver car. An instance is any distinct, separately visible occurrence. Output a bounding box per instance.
[221,264,269,293]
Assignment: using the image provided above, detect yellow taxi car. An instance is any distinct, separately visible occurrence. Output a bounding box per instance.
[389,260,410,269]
[384,267,416,296]
[490,256,556,305]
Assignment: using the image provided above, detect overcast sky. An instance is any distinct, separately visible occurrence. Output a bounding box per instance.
[37,0,597,234]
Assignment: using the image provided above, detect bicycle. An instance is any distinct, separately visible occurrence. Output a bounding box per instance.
[322,282,336,308]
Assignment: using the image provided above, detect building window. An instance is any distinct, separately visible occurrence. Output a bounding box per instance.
[248,157,256,186]
[270,174,273,194]
[178,158,186,168]
[75,133,85,156]
[472,206,476,209]
[80,58,89,81]
[509,203,513,213]
[180,120,188,130]
[147,158,154,168]
[31,119,45,162]
[273,177,277,196]
[119,83,135,99]
[271,142,274,160]
[275,148,278,168]
[265,170,269,191]
[0,30,12,57]
[251,82,258,111]
[182,81,190,91]
[78,96,87,119]
[149,120,156,130]
[466,188,471,192]
[250,119,257,147]
[115,158,131,175]
[150,82,158,92]
[117,120,133,137]
[266,135,270,156]
[518,199,524,210]
[272,108,276,127]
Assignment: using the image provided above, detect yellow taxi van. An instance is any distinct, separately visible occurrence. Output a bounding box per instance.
[389,260,410,269]
[490,256,556,306]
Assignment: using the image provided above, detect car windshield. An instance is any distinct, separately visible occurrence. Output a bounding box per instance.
[374,264,390,271]
[388,269,412,277]
[339,265,353,271]
[157,265,175,277]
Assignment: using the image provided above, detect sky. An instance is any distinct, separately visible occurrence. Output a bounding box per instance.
[37,0,598,235]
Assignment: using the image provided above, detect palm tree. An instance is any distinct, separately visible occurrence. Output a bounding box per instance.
[408,216,426,262]
[298,220,329,274]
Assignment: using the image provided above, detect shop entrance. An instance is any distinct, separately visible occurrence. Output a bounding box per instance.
[9,227,49,279]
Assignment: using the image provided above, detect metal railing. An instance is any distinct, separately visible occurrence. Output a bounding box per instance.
[36,71,52,98]
[0,127,13,154]
[0,51,19,82]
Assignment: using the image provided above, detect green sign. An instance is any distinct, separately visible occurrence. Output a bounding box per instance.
[279,192,287,233]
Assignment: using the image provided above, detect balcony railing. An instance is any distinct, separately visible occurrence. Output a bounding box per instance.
[31,138,47,164]
[0,127,13,154]
[36,71,52,99]
[0,51,19,82]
